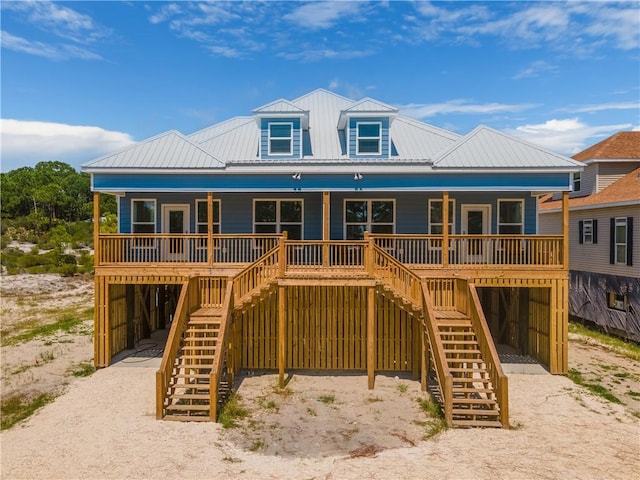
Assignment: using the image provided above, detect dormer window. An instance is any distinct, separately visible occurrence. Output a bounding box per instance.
[357,122,381,155]
[269,122,293,155]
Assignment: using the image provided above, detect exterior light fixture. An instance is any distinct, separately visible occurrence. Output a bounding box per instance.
[354,173,363,181]
[292,173,302,180]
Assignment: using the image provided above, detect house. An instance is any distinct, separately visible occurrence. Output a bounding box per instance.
[539,132,639,342]
[82,89,582,427]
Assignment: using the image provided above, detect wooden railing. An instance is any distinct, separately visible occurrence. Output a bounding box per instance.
[209,280,235,421]
[155,277,198,419]
[233,246,280,304]
[420,280,454,425]
[423,278,455,310]
[371,244,422,307]
[97,234,280,265]
[372,234,563,268]
[285,241,367,271]
[466,282,509,427]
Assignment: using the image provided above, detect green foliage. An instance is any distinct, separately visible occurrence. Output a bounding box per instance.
[317,394,335,404]
[1,393,55,430]
[69,362,96,377]
[567,368,622,404]
[218,394,249,428]
[2,312,89,346]
[569,322,640,362]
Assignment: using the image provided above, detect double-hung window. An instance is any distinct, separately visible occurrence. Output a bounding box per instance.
[579,219,597,244]
[254,199,303,239]
[131,200,156,233]
[611,217,633,265]
[356,122,381,155]
[497,200,524,234]
[196,200,221,234]
[345,200,394,240]
[573,172,581,193]
[268,123,293,155]
[429,199,455,234]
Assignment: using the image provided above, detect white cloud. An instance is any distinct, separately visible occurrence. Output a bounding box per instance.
[513,60,558,80]
[564,101,640,113]
[279,48,374,62]
[1,30,102,60]
[0,119,135,171]
[398,100,536,119]
[504,118,632,155]
[283,2,364,29]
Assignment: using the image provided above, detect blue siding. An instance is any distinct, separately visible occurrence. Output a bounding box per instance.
[260,118,301,159]
[348,117,390,158]
[95,172,570,192]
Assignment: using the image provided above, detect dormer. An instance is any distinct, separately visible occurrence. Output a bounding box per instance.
[338,98,398,159]
[253,99,309,159]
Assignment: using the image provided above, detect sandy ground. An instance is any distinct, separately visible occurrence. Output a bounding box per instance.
[1,274,639,479]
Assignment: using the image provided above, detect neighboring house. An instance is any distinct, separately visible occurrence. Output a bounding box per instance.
[82,89,582,427]
[539,132,640,342]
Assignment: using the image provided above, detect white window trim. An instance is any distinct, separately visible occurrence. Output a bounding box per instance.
[253,198,304,239]
[497,199,524,235]
[428,199,456,234]
[582,219,593,244]
[195,199,222,234]
[573,172,582,192]
[356,121,382,155]
[131,198,156,233]
[343,198,395,239]
[614,217,628,264]
[268,122,293,156]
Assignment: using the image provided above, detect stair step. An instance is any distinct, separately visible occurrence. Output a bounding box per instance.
[440,340,477,345]
[175,364,213,370]
[163,414,211,422]
[452,398,497,405]
[189,319,221,325]
[172,373,211,380]
[169,393,210,400]
[181,346,217,352]
[452,387,494,394]
[444,349,481,355]
[452,419,503,428]
[452,408,500,416]
[165,404,210,412]
[452,377,492,384]
[180,355,217,360]
[437,321,472,328]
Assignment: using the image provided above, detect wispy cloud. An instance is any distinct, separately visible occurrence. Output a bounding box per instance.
[505,118,633,155]
[283,1,366,29]
[279,48,374,62]
[0,119,135,171]
[1,30,102,61]
[561,101,640,113]
[513,60,558,80]
[1,1,110,60]
[398,100,536,119]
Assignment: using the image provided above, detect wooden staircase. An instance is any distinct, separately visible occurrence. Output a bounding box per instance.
[434,309,502,427]
[162,307,231,421]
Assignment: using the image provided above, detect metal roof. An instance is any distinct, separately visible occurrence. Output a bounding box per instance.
[252,99,306,114]
[432,126,583,170]
[342,98,398,113]
[83,131,225,170]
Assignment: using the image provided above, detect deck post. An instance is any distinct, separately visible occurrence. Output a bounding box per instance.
[207,192,214,266]
[278,285,286,388]
[562,191,569,269]
[279,231,288,277]
[421,324,428,392]
[367,286,375,389]
[323,192,330,267]
[364,231,374,275]
[442,191,449,268]
[93,192,100,266]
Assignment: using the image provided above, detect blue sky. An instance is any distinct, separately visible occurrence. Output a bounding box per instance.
[1,0,638,172]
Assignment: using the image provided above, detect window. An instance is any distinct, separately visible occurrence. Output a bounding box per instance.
[344,200,394,240]
[268,123,293,155]
[579,219,597,244]
[497,200,524,234]
[429,199,455,234]
[610,217,633,265]
[607,292,629,312]
[196,200,221,234]
[254,199,303,239]
[131,200,156,233]
[573,172,581,192]
[356,122,381,155]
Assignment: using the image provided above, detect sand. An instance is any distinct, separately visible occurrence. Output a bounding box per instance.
[1,274,639,479]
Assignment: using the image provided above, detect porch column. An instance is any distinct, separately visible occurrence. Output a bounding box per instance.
[278,285,286,388]
[93,192,100,266]
[442,191,449,268]
[562,191,569,269]
[367,286,376,389]
[207,192,214,266]
[323,192,330,267]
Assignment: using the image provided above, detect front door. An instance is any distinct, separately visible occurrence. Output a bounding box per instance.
[461,205,491,262]
[162,205,190,260]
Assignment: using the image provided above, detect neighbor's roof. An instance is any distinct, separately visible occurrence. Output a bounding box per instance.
[539,167,640,211]
[573,132,640,161]
[433,126,583,170]
[83,131,225,170]
[82,88,582,172]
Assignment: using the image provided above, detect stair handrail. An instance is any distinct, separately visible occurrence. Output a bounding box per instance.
[209,279,235,421]
[420,280,454,425]
[233,244,280,305]
[467,282,509,427]
[156,277,197,419]
[371,244,422,308]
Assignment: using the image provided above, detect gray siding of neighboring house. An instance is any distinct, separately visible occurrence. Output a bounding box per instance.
[596,162,638,192]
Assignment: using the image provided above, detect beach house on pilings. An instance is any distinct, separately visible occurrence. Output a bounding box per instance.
[82,89,582,428]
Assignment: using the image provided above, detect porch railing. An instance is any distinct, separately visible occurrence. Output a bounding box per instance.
[96,233,564,269]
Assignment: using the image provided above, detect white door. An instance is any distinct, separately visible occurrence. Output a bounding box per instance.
[461,205,491,263]
[162,205,190,260]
